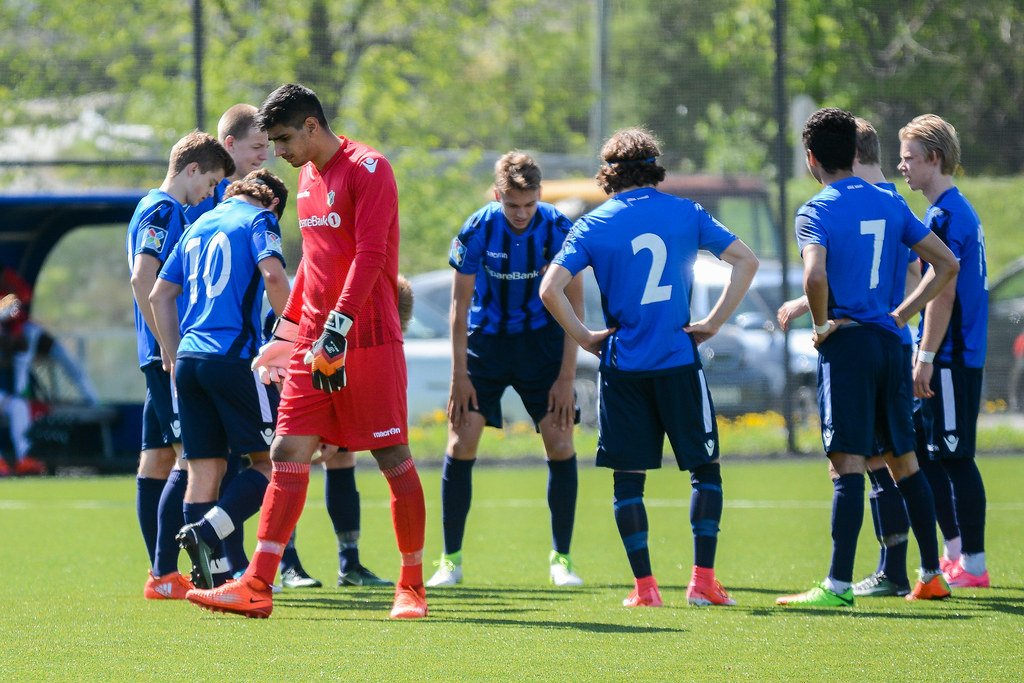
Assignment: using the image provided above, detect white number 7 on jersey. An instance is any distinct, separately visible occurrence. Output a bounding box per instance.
[860,219,885,289]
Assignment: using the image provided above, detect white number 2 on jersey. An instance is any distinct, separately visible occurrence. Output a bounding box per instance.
[860,219,885,289]
[631,233,672,304]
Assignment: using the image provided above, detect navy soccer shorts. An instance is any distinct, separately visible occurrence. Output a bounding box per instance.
[816,324,915,458]
[596,363,719,471]
[141,361,179,450]
[467,323,577,430]
[922,363,982,460]
[175,356,278,460]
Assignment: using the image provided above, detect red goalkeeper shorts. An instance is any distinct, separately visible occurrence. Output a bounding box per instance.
[277,340,409,452]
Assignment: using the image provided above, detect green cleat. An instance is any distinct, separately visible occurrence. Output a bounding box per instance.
[776,581,854,607]
[549,551,583,586]
[425,552,463,587]
[281,565,323,589]
[337,565,394,587]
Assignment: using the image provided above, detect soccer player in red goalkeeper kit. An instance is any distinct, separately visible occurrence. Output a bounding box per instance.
[186,83,428,619]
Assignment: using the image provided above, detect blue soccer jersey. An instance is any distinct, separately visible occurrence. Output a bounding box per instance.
[917,187,988,367]
[126,189,189,368]
[795,178,930,336]
[159,197,285,361]
[449,201,572,335]
[552,188,738,372]
[182,177,229,224]
[878,181,918,346]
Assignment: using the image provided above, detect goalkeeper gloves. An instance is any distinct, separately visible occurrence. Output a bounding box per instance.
[251,316,298,385]
[303,310,353,393]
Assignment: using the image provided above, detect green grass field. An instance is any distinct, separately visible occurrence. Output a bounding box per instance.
[2,456,1022,681]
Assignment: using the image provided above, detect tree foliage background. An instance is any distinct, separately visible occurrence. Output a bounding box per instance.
[1,0,1022,404]
[2,0,1022,262]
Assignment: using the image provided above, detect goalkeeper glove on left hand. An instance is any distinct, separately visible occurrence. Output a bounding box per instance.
[303,310,352,393]
[252,316,298,385]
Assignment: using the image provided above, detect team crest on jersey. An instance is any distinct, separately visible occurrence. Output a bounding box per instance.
[449,237,468,267]
[142,227,167,251]
[327,190,335,207]
[265,231,283,254]
[363,158,378,174]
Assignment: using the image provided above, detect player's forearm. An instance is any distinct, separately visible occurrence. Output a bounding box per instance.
[149,297,180,361]
[259,258,290,317]
[558,274,584,376]
[706,256,758,329]
[131,270,162,338]
[336,248,387,319]
[895,262,958,335]
[917,283,956,353]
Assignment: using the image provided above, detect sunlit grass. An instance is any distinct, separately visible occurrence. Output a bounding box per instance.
[406,407,1024,463]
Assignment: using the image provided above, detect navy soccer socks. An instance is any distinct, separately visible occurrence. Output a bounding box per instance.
[613,471,651,579]
[439,455,475,555]
[547,456,578,555]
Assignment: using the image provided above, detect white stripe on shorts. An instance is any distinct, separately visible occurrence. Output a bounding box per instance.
[698,369,713,434]
[940,367,956,432]
[821,362,832,426]
[252,370,273,423]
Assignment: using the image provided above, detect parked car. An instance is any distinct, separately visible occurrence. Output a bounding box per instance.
[403,269,601,426]
[986,256,1024,411]
[403,257,818,426]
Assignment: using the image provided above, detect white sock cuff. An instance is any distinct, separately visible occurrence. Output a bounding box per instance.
[204,506,236,540]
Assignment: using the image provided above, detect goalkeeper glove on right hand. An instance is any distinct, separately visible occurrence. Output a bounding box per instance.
[303,310,352,393]
[252,316,298,385]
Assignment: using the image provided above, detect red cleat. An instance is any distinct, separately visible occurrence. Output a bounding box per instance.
[144,570,194,600]
[14,456,46,476]
[389,584,428,619]
[186,576,274,618]
[623,576,663,607]
[0,458,11,477]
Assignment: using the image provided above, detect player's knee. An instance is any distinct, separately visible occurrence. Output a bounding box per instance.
[690,462,722,490]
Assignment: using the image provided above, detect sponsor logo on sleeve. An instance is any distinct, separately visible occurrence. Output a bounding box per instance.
[265,231,283,254]
[362,158,378,174]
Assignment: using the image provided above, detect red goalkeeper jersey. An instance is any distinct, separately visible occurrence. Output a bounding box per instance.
[285,137,403,349]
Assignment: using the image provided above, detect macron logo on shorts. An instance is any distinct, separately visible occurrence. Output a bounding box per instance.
[373,426,402,439]
[944,435,959,452]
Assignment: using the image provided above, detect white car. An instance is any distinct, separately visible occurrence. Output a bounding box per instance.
[403,257,818,426]
[403,269,600,427]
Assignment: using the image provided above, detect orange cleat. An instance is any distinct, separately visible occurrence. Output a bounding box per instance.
[906,574,951,601]
[14,456,47,476]
[186,575,274,618]
[389,584,428,619]
[623,576,663,607]
[144,570,194,600]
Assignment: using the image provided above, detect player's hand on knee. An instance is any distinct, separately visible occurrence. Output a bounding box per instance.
[252,316,298,384]
[447,374,478,427]
[303,310,351,393]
